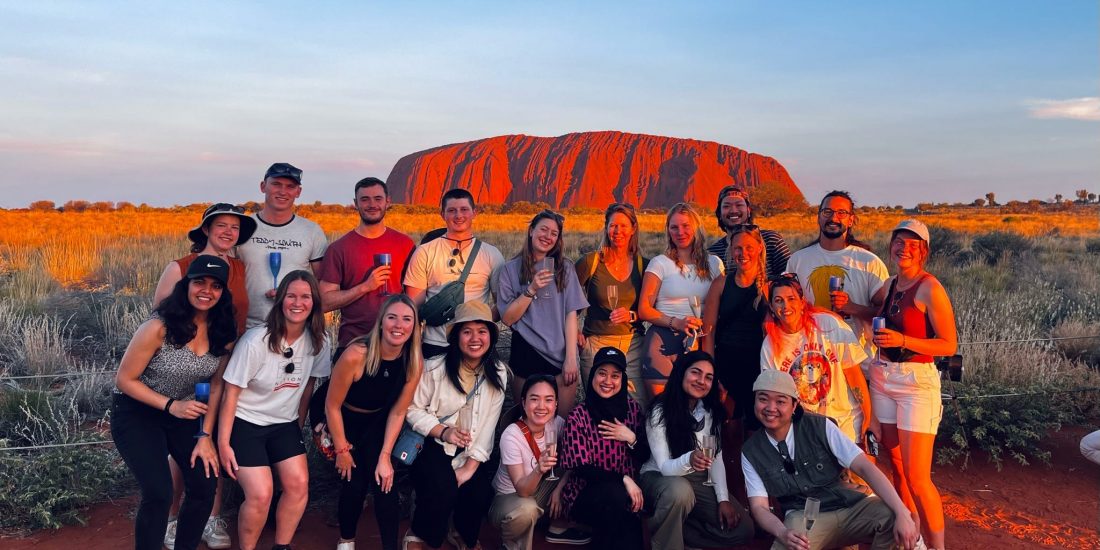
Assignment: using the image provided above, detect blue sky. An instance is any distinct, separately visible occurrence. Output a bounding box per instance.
[0,1,1096,207]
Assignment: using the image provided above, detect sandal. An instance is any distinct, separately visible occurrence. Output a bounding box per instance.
[402,530,426,550]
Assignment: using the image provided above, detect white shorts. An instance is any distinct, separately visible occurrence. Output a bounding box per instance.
[869,360,943,435]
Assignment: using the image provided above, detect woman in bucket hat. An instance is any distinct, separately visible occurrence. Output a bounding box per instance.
[403,301,509,550]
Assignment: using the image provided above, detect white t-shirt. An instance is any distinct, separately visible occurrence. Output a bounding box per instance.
[222,325,332,425]
[645,254,724,319]
[741,419,863,500]
[760,312,869,442]
[403,237,506,347]
[237,213,329,328]
[785,244,888,348]
[492,416,565,494]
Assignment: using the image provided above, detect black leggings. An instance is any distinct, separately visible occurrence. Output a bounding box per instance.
[110,393,216,550]
[572,478,644,550]
[337,408,401,549]
[410,438,495,548]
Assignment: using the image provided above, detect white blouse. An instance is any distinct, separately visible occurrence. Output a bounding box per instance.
[406,355,509,469]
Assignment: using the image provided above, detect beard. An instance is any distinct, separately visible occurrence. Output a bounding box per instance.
[821,224,846,240]
[359,210,385,226]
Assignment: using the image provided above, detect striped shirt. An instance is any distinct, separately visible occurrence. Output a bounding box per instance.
[708,228,791,280]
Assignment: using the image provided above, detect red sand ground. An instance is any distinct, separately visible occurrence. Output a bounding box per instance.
[5,426,1097,550]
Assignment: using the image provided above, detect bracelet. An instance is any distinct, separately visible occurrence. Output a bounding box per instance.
[441,426,451,440]
[163,398,175,413]
[335,444,353,455]
[667,316,676,330]
[522,287,536,299]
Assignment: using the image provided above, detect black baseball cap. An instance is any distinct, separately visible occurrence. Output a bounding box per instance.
[264,163,303,185]
[592,346,627,372]
[186,255,230,286]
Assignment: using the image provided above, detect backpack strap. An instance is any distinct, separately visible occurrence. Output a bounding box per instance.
[457,239,483,284]
[514,419,541,461]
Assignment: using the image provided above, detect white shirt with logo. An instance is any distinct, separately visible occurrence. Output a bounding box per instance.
[238,213,329,328]
[222,325,332,426]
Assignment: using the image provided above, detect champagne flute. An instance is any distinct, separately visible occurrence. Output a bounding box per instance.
[457,405,473,451]
[543,426,559,481]
[689,295,705,337]
[540,257,555,298]
[607,284,619,318]
[700,434,717,486]
[803,497,821,532]
[194,382,210,438]
[268,252,282,294]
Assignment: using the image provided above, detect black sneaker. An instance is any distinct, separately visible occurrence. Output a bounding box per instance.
[545,527,592,545]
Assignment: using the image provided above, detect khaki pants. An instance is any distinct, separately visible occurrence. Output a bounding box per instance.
[488,479,556,550]
[772,495,896,550]
[641,470,754,550]
[579,332,649,408]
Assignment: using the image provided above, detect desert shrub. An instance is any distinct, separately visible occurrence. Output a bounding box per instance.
[927,225,965,258]
[970,231,1033,264]
[936,382,1085,470]
[1085,238,1100,255]
[1050,318,1100,366]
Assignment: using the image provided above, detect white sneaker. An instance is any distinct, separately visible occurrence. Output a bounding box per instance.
[202,516,231,549]
[914,536,930,550]
[163,518,177,550]
[336,540,356,550]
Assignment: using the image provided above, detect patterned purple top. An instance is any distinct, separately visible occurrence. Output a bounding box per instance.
[558,398,646,518]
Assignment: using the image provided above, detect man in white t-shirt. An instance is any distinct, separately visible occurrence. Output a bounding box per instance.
[741,370,918,550]
[786,190,888,349]
[403,188,505,357]
[237,163,329,328]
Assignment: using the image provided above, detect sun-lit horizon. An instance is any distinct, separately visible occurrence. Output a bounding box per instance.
[0,1,1096,208]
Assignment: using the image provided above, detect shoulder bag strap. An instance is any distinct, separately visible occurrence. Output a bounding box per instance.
[879,276,899,317]
[514,419,541,461]
[457,239,483,284]
[439,373,487,423]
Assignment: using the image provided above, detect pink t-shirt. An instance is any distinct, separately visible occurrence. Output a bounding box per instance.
[318,227,415,346]
[492,416,565,494]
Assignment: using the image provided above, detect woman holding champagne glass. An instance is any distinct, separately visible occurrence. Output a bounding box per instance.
[403,301,509,550]
[112,256,236,550]
[575,203,650,407]
[218,271,332,550]
[638,203,723,397]
[496,210,588,416]
[488,374,575,550]
[640,351,754,549]
[869,220,958,550]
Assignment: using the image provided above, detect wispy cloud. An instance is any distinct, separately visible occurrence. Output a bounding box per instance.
[1027,97,1100,121]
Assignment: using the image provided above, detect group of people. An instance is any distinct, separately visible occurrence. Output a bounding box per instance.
[112,162,958,550]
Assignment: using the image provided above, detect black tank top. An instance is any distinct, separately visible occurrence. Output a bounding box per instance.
[344,357,406,411]
[715,277,767,350]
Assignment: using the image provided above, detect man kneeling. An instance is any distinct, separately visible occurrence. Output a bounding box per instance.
[741,370,918,550]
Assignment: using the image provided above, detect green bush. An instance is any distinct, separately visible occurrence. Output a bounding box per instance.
[1085,238,1100,255]
[927,225,965,258]
[0,442,128,530]
[970,231,1033,264]
[936,382,1085,470]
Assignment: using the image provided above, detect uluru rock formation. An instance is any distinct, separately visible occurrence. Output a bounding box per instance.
[387,131,802,209]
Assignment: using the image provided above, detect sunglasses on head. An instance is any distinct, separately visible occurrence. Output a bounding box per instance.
[538,209,565,223]
[607,202,637,212]
[728,223,759,234]
[204,203,246,217]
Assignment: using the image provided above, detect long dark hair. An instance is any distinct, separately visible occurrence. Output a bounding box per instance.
[444,320,507,394]
[265,270,326,356]
[519,209,566,291]
[154,277,236,357]
[649,350,725,458]
[806,190,872,251]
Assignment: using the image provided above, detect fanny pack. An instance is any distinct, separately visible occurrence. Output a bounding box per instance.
[419,240,482,327]
[393,374,486,465]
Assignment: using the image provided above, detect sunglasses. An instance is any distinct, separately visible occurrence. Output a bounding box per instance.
[728,223,760,234]
[607,202,637,213]
[888,291,904,316]
[204,203,246,217]
[282,347,295,374]
[781,456,796,475]
[448,247,465,270]
[538,209,565,223]
[268,166,303,182]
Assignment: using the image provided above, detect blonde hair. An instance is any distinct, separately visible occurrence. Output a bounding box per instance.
[664,203,715,280]
[726,227,769,306]
[352,294,423,382]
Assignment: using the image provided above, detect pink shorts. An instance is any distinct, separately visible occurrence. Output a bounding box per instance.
[869,360,943,435]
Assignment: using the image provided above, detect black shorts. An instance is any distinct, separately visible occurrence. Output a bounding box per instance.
[509,330,560,378]
[229,418,306,467]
